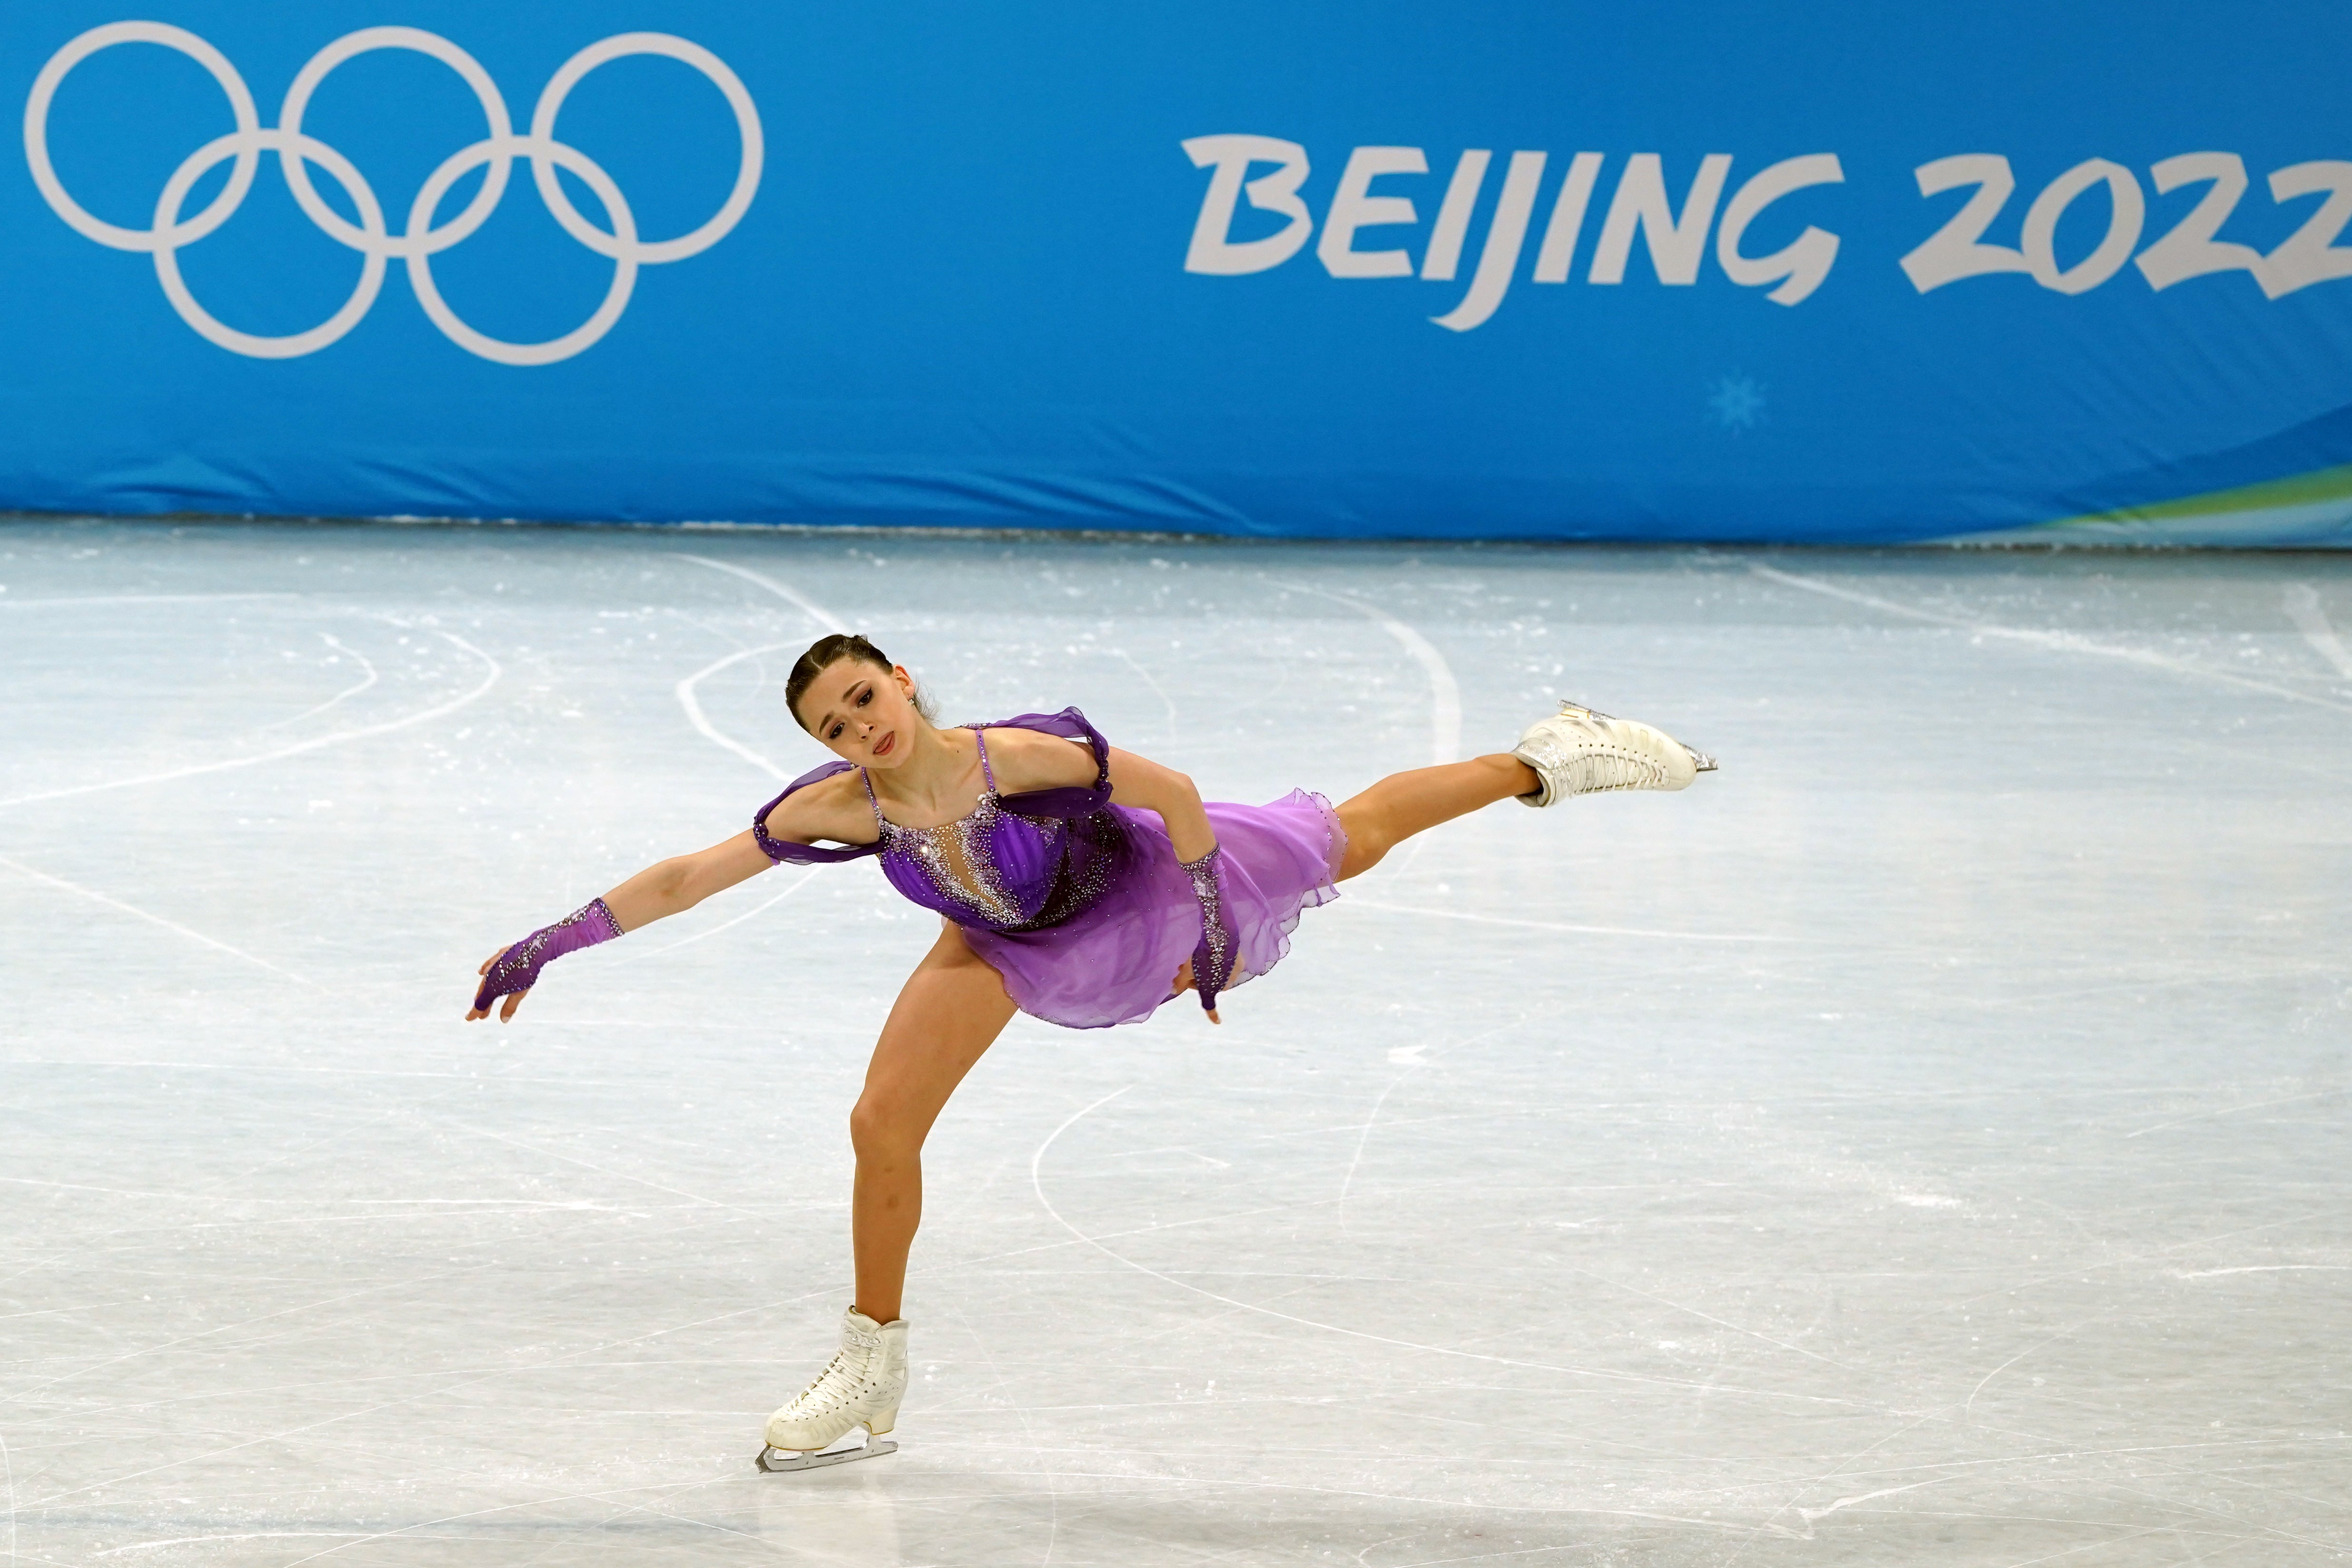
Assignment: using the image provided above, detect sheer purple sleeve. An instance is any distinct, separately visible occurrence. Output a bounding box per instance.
[989,707,1114,818]
[1181,846,1237,1014]
[752,759,879,865]
[473,898,623,1011]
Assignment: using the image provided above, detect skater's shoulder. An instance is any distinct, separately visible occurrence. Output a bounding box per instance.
[976,721,1099,794]
[761,764,881,848]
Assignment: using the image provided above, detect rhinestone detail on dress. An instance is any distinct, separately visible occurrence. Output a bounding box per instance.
[880,793,1040,927]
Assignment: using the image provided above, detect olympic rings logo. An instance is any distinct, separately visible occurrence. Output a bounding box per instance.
[23,23,762,365]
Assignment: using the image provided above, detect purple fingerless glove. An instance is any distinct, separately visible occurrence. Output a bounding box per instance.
[473,898,624,1011]
[1180,846,1237,1014]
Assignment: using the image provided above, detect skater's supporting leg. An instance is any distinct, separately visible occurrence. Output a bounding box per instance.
[848,922,1019,1324]
[1334,755,1538,880]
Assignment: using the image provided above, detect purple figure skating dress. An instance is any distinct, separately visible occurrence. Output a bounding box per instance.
[750,708,1344,1028]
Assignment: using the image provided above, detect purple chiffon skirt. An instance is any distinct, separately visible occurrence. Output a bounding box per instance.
[962,791,1346,1029]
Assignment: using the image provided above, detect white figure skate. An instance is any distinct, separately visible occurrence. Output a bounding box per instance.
[755,1306,908,1473]
[1512,700,1716,807]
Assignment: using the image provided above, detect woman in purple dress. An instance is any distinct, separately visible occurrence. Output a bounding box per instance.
[467,632,1714,1470]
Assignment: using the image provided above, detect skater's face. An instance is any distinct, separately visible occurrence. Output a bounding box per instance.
[795,657,923,767]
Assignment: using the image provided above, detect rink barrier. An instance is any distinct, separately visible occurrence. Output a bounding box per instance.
[1,2,2349,545]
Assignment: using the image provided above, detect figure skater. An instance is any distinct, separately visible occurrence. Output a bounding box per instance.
[466,632,1714,1470]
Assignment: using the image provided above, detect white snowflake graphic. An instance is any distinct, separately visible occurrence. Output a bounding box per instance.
[1707,375,1765,432]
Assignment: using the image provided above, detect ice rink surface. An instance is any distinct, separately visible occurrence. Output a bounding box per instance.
[1,518,2348,1568]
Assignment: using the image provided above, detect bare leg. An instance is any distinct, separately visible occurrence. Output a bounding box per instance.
[1334,754,1538,881]
[848,922,1019,1323]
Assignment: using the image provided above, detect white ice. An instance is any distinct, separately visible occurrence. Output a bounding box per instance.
[0,519,2347,1567]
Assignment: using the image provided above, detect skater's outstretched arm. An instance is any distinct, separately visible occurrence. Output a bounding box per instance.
[466,775,872,1022]
[605,831,773,930]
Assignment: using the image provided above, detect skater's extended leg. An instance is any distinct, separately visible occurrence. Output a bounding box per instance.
[1335,755,1536,880]
[1334,700,1718,877]
[849,922,1018,1324]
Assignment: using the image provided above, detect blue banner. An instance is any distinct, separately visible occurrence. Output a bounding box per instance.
[4,1,2351,544]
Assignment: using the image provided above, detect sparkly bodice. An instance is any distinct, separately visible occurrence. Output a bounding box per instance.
[751,708,1130,934]
[872,787,1060,927]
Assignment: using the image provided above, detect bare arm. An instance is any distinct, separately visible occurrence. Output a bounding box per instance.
[1103,746,1215,862]
[469,775,875,1023]
[981,729,1216,862]
[603,767,878,932]
[600,830,774,932]
[467,832,772,1021]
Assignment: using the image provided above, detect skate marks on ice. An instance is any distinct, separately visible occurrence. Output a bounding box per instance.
[1110,647,1180,745]
[5,527,2350,1566]
[640,554,853,955]
[667,548,851,781]
[668,549,852,780]
[2282,582,2352,680]
[2118,1084,2350,1141]
[1031,1087,1877,1409]
[937,1298,1064,1563]
[1265,576,1461,890]
[1025,1091,1872,1547]
[1332,1010,1558,1237]
[250,633,380,734]
[5,1189,865,1559]
[0,591,497,990]
[673,552,853,636]
[1748,561,2352,714]
[675,641,807,782]
[1029,1127,2349,1561]
[1339,898,1793,945]
[0,589,301,609]
[0,852,317,988]
[0,617,501,812]
[84,1474,761,1565]
[1014,934,2348,1560]
[613,866,824,964]
[1266,578,1464,768]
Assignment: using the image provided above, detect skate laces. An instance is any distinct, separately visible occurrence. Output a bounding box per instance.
[792,1347,871,1415]
[1562,745,1665,792]
[1582,715,1665,782]
[1528,721,1666,793]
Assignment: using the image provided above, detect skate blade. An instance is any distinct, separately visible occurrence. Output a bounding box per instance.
[1689,749,1718,773]
[755,1437,898,1473]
